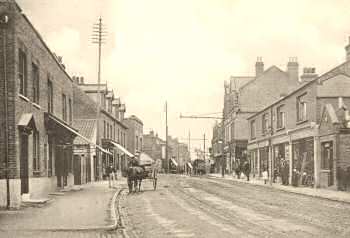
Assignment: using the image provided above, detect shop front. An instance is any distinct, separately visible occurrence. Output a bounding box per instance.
[273,143,289,185]
[259,147,269,177]
[292,137,314,187]
[249,149,258,178]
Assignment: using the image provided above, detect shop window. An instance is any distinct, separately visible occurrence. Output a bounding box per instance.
[292,138,314,187]
[32,63,40,103]
[33,130,40,173]
[18,49,28,96]
[250,120,256,139]
[297,94,307,122]
[277,105,285,129]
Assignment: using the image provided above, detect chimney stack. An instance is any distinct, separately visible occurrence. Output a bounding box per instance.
[345,36,350,61]
[300,67,318,83]
[80,76,84,84]
[255,57,264,77]
[287,57,299,81]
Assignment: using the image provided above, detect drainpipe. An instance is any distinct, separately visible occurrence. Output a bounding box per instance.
[1,14,10,209]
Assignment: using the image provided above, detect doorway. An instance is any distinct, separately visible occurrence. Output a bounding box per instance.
[20,133,29,194]
[321,141,334,186]
[74,155,81,185]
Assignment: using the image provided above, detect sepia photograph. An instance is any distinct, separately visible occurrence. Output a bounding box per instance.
[1,0,350,237]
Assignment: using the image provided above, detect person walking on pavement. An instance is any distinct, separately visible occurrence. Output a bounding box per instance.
[243,160,251,181]
[107,164,116,188]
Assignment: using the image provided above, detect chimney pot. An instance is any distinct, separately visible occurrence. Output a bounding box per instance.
[345,36,350,61]
[287,57,299,81]
[301,67,318,83]
[255,56,264,77]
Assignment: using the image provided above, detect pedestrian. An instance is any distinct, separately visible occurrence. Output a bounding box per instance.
[243,160,251,181]
[107,164,116,188]
[262,167,268,184]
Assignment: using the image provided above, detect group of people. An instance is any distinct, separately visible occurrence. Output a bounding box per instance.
[233,160,251,181]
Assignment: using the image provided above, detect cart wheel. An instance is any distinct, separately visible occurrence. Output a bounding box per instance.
[153,178,157,190]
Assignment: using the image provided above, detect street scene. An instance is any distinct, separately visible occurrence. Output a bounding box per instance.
[1,0,350,237]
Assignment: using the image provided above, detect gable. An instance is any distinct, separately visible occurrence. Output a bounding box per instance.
[239,66,300,111]
[317,74,350,97]
[319,104,339,133]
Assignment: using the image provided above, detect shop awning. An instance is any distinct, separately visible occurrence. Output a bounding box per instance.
[187,162,193,169]
[171,158,178,167]
[139,152,154,165]
[46,113,112,156]
[109,140,134,157]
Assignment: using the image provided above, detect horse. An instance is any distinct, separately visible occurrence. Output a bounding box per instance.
[126,166,145,193]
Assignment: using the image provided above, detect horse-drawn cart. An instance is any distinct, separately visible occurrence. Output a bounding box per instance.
[127,153,159,192]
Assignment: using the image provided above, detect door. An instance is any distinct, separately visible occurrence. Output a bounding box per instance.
[322,142,334,186]
[74,155,81,185]
[20,133,29,194]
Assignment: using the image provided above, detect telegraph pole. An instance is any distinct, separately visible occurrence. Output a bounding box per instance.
[165,101,168,173]
[92,17,106,180]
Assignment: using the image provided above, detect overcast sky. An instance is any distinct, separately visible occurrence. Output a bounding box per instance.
[17,0,350,156]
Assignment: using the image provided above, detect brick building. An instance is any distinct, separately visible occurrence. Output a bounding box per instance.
[247,44,350,189]
[143,131,170,172]
[0,1,83,207]
[123,115,143,155]
[211,121,223,173]
[221,57,302,174]
[74,79,131,180]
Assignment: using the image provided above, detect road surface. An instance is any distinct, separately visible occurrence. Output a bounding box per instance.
[122,174,350,238]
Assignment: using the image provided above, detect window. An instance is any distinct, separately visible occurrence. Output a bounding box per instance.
[250,120,256,139]
[140,138,142,151]
[136,136,139,150]
[68,98,72,124]
[262,113,269,134]
[33,130,40,172]
[18,49,27,96]
[110,125,113,139]
[104,121,107,138]
[117,128,120,143]
[48,78,53,113]
[107,122,110,139]
[297,94,307,122]
[277,105,285,129]
[32,63,40,103]
[62,94,67,121]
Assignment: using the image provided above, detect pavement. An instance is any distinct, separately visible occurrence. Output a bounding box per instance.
[208,173,350,204]
[0,179,127,232]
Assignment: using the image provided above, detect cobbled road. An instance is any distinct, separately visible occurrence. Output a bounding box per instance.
[122,174,350,238]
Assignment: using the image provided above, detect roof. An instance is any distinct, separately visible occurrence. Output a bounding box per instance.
[229,76,255,91]
[17,113,36,130]
[78,84,108,93]
[238,66,300,112]
[73,119,96,145]
[247,63,350,120]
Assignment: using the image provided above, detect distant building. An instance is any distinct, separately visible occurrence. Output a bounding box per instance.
[211,121,223,173]
[74,80,131,180]
[123,115,143,155]
[143,131,168,171]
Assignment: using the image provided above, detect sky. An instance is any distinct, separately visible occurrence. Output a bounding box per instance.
[17,0,350,156]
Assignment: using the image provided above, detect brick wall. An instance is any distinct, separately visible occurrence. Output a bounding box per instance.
[0,2,76,181]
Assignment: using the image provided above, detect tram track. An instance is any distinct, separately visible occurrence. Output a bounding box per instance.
[168,179,320,238]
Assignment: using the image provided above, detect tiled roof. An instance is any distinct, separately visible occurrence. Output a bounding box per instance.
[73,119,96,145]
